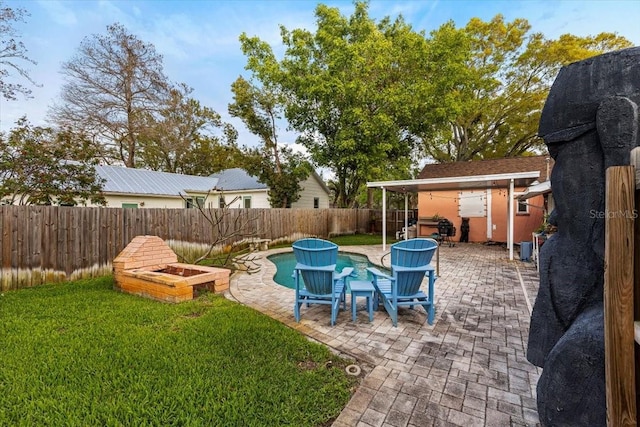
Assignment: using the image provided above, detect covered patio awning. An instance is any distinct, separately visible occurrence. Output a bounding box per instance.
[516,180,551,201]
[367,170,541,260]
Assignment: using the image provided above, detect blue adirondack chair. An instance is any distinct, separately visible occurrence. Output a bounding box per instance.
[367,238,438,327]
[292,238,352,326]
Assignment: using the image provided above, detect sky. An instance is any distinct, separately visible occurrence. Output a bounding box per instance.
[1,0,640,151]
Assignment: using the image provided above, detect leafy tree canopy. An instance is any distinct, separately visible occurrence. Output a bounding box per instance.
[242,145,312,208]
[419,15,632,162]
[229,75,310,207]
[238,2,632,209]
[239,1,435,207]
[0,117,105,205]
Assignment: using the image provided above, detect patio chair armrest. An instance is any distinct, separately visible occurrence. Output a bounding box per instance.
[366,267,394,281]
[334,267,354,280]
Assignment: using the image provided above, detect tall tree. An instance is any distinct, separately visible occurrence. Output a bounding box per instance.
[0,118,105,205]
[239,2,435,207]
[50,23,169,167]
[243,145,311,208]
[229,75,309,207]
[420,15,632,162]
[141,83,241,175]
[0,1,38,100]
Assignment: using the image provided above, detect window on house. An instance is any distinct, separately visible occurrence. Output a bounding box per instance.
[185,197,205,209]
[243,196,251,209]
[314,197,320,209]
[458,191,486,217]
[219,196,225,208]
[517,200,529,214]
[122,203,138,209]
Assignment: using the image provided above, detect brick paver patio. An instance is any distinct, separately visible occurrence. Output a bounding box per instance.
[229,243,541,426]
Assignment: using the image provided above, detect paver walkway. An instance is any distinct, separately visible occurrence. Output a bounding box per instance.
[229,243,542,426]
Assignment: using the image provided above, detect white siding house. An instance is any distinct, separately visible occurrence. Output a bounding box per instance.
[86,166,330,209]
[209,168,331,209]
[293,174,331,209]
[90,166,217,209]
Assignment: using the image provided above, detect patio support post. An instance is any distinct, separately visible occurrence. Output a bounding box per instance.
[509,178,515,260]
[486,189,493,240]
[404,192,409,240]
[382,187,387,251]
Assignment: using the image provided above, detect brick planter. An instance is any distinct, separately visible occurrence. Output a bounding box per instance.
[113,235,230,303]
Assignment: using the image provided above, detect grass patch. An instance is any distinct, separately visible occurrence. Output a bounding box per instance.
[0,277,358,426]
[328,234,396,246]
[270,234,396,250]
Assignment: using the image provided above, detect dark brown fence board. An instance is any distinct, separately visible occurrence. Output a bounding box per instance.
[30,206,42,273]
[10,207,19,269]
[41,207,53,270]
[19,207,30,271]
[0,206,401,288]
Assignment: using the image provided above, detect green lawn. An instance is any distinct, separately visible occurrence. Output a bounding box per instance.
[0,277,358,426]
[329,234,396,246]
[270,234,397,250]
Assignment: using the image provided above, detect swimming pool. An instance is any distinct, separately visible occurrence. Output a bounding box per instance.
[268,251,384,289]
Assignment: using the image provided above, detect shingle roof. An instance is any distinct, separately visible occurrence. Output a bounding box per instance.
[418,155,554,182]
[209,168,267,191]
[96,165,218,197]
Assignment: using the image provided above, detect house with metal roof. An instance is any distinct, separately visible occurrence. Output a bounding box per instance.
[91,166,331,209]
[94,165,219,208]
[208,168,331,209]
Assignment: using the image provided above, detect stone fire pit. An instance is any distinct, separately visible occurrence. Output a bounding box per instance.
[113,235,230,303]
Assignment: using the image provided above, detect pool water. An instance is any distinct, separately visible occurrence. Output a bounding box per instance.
[268,251,384,289]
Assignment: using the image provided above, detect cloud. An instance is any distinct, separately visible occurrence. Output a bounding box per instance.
[37,0,77,26]
[4,0,639,145]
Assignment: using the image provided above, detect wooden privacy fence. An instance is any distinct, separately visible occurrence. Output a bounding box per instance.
[604,148,640,426]
[0,206,376,290]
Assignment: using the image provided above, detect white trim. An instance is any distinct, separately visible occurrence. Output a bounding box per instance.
[103,192,185,199]
[508,179,515,260]
[517,180,551,201]
[382,188,387,251]
[211,188,267,195]
[486,188,492,240]
[367,171,540,189]
[404,193,409,241]
[370,170,541,259]
[517,199,530,214]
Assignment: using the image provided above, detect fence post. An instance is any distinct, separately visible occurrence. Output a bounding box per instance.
[604,165,636,426]
[632,147,640,425]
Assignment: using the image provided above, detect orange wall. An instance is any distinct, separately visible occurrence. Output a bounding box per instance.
[417,190,466,238]
[417,188,545,244]
[515,193,546,243]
